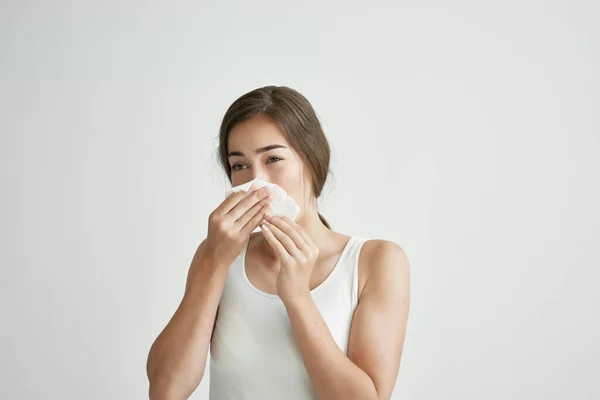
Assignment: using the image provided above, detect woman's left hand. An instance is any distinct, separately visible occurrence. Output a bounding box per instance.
[260,213,319,303]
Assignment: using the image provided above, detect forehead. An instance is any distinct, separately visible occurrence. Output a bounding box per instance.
[228,114,289,149]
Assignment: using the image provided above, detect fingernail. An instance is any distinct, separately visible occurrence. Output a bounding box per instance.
[265,212,273,219]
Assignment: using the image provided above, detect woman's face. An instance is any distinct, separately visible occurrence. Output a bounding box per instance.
[227,114,312,212]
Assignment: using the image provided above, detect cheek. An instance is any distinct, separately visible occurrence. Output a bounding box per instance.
[278,167,311,208]
[230,175,247,187]
[271,166,301,196]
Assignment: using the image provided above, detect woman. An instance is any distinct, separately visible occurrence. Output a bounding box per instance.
[147,86,411,399]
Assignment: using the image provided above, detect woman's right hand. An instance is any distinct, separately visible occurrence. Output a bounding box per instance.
[204,183,272,266]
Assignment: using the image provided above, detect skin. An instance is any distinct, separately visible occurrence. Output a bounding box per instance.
[227,114,411,399]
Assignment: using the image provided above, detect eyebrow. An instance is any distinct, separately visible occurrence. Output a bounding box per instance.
[227,144,289,159]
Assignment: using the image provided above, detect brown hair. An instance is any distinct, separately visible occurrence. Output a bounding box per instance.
[217,85,332,229]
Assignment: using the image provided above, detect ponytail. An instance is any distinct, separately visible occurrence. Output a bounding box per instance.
[318,212,331,229]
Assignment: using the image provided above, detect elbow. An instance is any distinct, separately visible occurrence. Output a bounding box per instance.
[147,359,204,400]
[148,379,176,400]
[146,346,204,399]
[148,373,176,400]
[148,373,204,400]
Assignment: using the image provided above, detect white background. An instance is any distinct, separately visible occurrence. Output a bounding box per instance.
[1,1,599,399]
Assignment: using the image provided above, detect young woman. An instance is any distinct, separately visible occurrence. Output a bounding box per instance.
[147,86,411,400]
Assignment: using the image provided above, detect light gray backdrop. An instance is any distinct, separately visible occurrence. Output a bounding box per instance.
[1,1,599,399]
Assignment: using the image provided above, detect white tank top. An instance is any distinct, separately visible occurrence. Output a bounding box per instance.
[208,235,371,400]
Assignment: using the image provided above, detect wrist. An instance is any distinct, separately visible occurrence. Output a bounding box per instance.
[281,291,312,309]
[202,249,231,271]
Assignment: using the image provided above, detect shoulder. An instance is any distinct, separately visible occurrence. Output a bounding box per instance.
[358,239,410,300]
[361,239,409,268]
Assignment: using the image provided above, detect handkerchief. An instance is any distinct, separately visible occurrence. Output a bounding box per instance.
[225,178,301,229]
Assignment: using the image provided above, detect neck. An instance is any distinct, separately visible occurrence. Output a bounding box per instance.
[254,204,334,261]
[294,207,333,247]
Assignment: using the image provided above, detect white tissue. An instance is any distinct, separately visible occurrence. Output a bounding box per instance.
[225,178,301,229]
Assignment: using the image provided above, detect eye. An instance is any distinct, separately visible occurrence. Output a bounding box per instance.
[231,156,282,172]
[231,163,245,171]
[267,156,283,164]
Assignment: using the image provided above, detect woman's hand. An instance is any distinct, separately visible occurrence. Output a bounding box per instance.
[205,184,272,267]
[260,213,320,303]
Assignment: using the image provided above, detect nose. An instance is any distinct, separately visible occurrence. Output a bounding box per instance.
[250,171,271,183]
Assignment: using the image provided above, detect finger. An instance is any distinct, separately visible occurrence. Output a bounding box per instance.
[263,217,301,257]
[215,189,250,215]
[227,186,271,221]
[265,214,307,252]
[216,182,256,214]
[260,223,292,262]
[239,201,272,236]
[278,215,313,250]
[235,194,271,227]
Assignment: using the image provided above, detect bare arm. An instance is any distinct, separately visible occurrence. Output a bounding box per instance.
[345,240,410,399]
[284,240,410,400]
[146,239,228,400]
[146,184,272,399]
